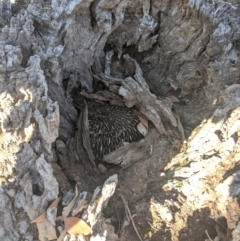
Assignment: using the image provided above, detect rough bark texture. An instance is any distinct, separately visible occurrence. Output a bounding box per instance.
[1,0,240,240]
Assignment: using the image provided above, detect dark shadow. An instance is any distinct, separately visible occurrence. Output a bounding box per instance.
[178,208,219,241]
[150,228,172,241]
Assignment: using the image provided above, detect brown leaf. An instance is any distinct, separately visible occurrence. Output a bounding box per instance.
[31,212,47,223]
[64,217,92,236]
[49,197,61,208]
[36,219,57,241]
[31,197,61,223]
[134,110,148,129]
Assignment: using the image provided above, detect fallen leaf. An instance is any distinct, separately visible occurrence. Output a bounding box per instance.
[64,217,92,235]
[134,110,148,129]
[98,164,107,173]
[49,197,62,208]
[36,219,57,241]
[6,189,16,197]
[31,212,47,223]
[31,197,61,223]
[174,113,185,140]
[137,123,148,136]
[226,84,240,91]
[167,95,180,103]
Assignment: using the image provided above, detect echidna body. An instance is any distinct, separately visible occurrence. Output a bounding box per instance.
[88,105,143,161]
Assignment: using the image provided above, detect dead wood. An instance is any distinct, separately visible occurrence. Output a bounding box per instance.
[103,128,160,168]
[1,0,240,241]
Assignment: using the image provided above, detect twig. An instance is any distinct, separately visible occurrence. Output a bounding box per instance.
[56,229,67,241]
[205,230,213,241]
[174,113,185,140]
[148,221,161,232]
[118,194,143,241]
[114,204,121,235]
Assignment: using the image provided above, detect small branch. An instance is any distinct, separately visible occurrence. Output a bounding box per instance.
[148,221,161,232]
[118,194,143,241]
[114,204,121,235]
[205,230,213,241]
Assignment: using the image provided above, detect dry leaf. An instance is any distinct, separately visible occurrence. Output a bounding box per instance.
[138,115,148,129]
[49,197,62,208]
[174,113,185,140]
[226,84,240,91]
[134,110,148,129]
[36,219,57,241]
[167,95,180,103]
[64,217,92,236]
[31,197,61,223]
[98,164,107,173]
[31,212,47,223]
[137,123,148,136]
[6,189,16,197]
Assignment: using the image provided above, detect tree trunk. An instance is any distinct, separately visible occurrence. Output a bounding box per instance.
[1,0,240,240]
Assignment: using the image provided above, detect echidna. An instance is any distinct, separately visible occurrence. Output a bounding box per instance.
[88,105,143,161]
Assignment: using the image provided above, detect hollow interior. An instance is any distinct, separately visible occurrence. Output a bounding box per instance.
[49,2,223,240]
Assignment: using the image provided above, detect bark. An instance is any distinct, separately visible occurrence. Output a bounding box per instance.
[0,0,240,240]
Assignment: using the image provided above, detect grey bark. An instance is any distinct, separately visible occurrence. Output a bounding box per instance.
[1,0,240,240]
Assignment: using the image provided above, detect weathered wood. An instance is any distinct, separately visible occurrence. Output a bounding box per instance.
[103,128,160,168]
[1,0,240,240]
